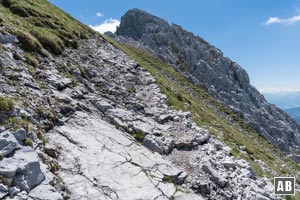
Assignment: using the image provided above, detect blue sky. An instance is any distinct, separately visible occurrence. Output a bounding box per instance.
[49,0,300,93]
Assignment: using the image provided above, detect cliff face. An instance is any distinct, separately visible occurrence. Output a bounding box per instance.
[115,9,300,160]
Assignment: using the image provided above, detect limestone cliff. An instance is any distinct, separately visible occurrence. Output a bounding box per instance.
[115,9,300,161]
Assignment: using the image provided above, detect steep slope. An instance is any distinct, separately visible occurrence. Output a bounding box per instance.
[115,9,300,161]
[104,35,300,199]
[0,1,299,200]
[0,1,206,199]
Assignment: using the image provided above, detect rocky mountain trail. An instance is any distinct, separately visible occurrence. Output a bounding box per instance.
[0,31,204,199]
[0,29,280,199]
[47,37,278,199]
[114,9,300,161]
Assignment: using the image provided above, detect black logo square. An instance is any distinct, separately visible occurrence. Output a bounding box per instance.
[274,177,295,195]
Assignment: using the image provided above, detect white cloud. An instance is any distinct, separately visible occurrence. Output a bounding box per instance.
[259,88,300,94]
[96,12,103,17]
[263,15,300,26]
[89,18,120,34]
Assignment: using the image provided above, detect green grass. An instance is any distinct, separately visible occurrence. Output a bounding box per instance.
[0,0,94,55]
[36,130,48,145]
[8,117,30,131]
[23,138,33,147]
[24,52,39,67]
[36,106,45,117]
[13,28,43,53]
[50,162,60,173]
[0,96,14,112]
[131,131,145,142]
[77,65,87,78]
[103,35,300,198]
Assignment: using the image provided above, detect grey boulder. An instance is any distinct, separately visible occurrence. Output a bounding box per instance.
[0,131,21,157]
[0,147,45,192]
[202,161,227,187]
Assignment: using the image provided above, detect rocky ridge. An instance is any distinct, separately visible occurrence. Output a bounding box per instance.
[115,9,300,161]
[0,28,280,199]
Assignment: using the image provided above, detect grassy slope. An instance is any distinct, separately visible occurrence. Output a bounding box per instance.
[103,35,300,199]
[0,0,93,55]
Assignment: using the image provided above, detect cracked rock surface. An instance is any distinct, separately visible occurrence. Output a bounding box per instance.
[49,111,195,200]
[0,22,279,199]
[44,36,278,199]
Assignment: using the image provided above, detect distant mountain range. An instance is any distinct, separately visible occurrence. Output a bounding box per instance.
[263,91,300,123]
[284,107,300,123]
[263,91,300,109]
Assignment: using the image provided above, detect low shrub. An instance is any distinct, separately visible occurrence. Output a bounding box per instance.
[0,96,14,112]
[23,138,33,147]
[8,117,30,131]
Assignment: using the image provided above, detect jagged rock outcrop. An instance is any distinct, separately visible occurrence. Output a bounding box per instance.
[115,9,300,160]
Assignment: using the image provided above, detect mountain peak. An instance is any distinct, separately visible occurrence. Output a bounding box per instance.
[116,8,168,40]
[116,8,300,160]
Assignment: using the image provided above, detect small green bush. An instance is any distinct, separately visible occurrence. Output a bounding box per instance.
[127,88,136,94]
[28,66,36,77]
[23,138,33,147]
[8,117,30,131]
[131,131,145,142]
[225,181,231,188]
[36,106,45,117]
[0,96,14,112]
[36,130,48,145]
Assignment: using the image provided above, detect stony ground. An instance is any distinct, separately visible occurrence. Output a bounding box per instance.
[0,29,280,199]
